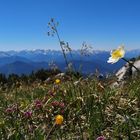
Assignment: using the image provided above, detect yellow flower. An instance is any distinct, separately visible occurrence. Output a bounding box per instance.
[55,79,61,84]
[55,115,64,125]
[107,45,125,64]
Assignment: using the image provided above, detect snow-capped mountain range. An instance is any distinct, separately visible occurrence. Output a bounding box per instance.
[0,49,139,75]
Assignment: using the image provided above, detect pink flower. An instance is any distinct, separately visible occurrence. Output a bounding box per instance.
[51,101,59,107]
[5,104,18,114]
[24,111,32,118]
[59,102,65,108]
[34,99,43,109]
[96,136,106,140]
[5,108,14,114]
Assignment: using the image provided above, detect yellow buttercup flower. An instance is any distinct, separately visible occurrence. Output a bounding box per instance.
[55,79,61,84]
[55,115,64,125]
[107,45,125,64]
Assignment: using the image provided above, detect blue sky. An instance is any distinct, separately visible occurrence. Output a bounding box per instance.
[0,0,140,51]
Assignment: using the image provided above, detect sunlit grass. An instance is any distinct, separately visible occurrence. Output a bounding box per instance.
[0,75,140,140]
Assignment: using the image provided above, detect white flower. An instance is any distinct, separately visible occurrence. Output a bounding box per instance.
[107,45,125,64]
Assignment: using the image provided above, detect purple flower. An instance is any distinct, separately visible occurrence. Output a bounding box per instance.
[51,101,59,107]
[24,111,32,118]
[5,104,18,114]
[96,136,106,140]
[5,107,14,114]
[59,102,65,108]
[34,99,43,109]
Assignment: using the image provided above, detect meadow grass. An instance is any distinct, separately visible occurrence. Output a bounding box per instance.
[0,75,140,140]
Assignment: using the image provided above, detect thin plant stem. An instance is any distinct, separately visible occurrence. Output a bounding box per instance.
[69,51,77,72]
[122,58,140,72]
[46,123,56,140]
[52,22,69,68]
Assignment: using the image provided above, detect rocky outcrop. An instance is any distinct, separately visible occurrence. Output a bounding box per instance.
[112,59,140,87]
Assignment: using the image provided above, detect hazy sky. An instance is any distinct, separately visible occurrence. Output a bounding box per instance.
[0,0,140,51]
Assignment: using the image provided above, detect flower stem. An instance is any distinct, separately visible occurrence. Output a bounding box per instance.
[52,22,69,68]
[122,58,140,72]
[46,123,56,140]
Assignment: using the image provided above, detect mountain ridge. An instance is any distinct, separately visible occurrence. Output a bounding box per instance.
[0,49,139,75]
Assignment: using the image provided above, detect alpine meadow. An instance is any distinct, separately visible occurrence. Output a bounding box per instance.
[0,1,140,140]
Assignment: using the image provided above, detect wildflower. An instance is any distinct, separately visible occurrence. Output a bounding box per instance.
[34,99,43,109]
[51,101,59,107]
[55,79,61,84]
[24,111,32,118]
[55,115,64,125]
[59,102,65,108]
[5,104,18,114]
[107,45,125,64]
[5,107,14,114]
[96,136,106,140]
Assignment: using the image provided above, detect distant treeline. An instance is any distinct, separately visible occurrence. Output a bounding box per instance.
[0,69,61,86]
[0,68,82,88]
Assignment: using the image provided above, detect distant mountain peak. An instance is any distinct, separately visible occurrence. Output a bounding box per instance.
[0,48,139,75]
